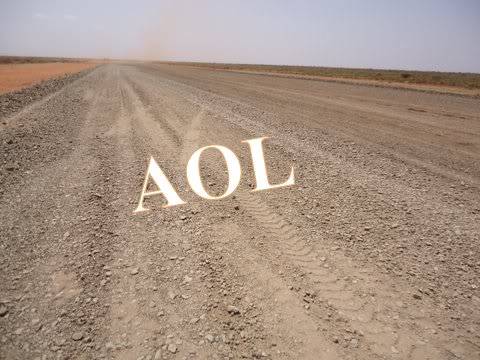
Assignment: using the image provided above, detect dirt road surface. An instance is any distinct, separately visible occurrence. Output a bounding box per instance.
[1,63,479,360]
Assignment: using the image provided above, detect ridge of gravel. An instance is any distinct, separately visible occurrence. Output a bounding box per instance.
[0,66,98,120]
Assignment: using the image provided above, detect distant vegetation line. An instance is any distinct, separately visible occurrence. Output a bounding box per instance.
[157,61,480,90]
[2,56,478,89]
[0,56,98,64]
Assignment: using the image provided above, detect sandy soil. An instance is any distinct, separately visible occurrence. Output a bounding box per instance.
[0,64,479,359]
[0,62,97,94]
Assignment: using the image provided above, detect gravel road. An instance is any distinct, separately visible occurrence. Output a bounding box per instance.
[1,63,479,360]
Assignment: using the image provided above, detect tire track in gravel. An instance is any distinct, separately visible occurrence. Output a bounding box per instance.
[4,63,477,360]
[141,64,480,212]
[234,191,441,359]
[214,114,479,360]
[145,64,480,179]
[206,220,343,360]
[204,127,479,359]
[123,69,276,358]
[144,71,480,317]
[243,143,477,358]
[120,66,347,359]
[0,68,100,200]
[122,68,286,358]
[0,66,123,359]
[171,106,344,359]
[166,98,388,359]
[139,73,479,359]
[98,72,221,359]
[98,68,269,359]
[92,69,159,360]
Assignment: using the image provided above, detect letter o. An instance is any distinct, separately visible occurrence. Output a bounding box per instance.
[186,145,241,200]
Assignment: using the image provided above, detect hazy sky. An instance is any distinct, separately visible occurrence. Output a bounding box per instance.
[1,0,479,72]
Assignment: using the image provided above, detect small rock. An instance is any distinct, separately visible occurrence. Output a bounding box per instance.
[72,332,84,341]
[5,163,19,171]
[167,344,177,353]
[0,305,8,317]
[413,293,422,300]
[54,338,66,346]
[205,334,215,343]
[226,305,240,315]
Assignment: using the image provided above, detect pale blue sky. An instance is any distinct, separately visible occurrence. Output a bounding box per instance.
[1,0,479,72]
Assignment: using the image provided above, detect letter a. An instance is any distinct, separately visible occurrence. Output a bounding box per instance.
[134,157,185,213]
[242,137,294,191]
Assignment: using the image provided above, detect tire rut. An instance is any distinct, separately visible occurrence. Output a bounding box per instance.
[235,190,479,359]
[152,75,479,359]
[121,68,347,359]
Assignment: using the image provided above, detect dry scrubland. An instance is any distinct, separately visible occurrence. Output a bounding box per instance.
[158,61,480,96]
[0,56,101,65]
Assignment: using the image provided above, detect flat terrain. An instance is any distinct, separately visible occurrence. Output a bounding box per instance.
[0,62,97,94]
[0,56,92,65]
[160,62,480,97]
[0,63,479,359]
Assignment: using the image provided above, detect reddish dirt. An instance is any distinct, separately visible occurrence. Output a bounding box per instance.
[0,62,97,94]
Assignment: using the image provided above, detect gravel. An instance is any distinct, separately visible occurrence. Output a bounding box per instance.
[0,63,478,360]
[0,68,96,120]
